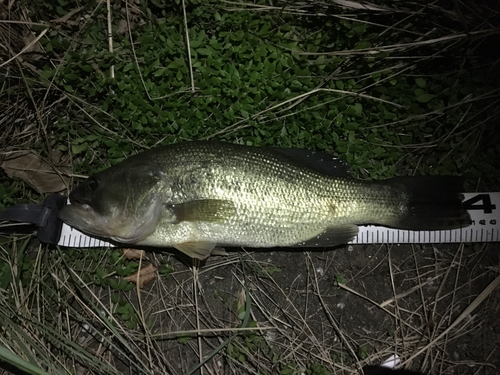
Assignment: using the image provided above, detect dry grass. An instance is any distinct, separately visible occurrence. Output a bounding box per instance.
[1,1,500,374]
[1,239,499,374]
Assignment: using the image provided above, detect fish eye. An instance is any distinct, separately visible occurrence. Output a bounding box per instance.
[87,177,99,190]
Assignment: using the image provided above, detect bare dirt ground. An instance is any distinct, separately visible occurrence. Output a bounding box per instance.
[82,241,499,375]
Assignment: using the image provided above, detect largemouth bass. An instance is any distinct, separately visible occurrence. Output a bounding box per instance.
[59,141,470,259]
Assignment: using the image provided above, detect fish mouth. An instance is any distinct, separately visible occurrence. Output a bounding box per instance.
[59,203,112,238]
[59,201,160,244]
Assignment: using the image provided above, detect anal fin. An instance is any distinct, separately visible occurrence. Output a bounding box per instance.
[292,224,359,247]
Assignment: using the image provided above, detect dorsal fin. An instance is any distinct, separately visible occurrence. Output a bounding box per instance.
[267,147,351,177]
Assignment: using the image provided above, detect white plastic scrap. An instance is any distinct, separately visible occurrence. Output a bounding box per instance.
[381,354,401,368]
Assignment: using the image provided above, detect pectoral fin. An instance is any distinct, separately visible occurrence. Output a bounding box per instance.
[169,199,236,223]
[175,241,217,260]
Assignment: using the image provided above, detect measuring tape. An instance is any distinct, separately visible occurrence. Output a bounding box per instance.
[57,192,499,248]
[353,192,499,244]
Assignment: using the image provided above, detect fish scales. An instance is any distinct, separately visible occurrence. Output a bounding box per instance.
[145,143,397,244]
[59,141,470,259]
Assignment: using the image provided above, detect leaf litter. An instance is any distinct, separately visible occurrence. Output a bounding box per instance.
[0,149,71,194]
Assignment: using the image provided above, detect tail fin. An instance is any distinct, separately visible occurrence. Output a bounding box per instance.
[387,176,470,230]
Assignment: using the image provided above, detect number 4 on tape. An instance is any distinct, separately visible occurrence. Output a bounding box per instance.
[463,194,496,214]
